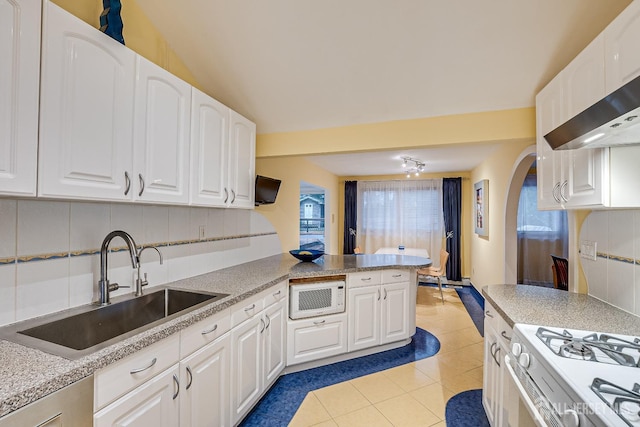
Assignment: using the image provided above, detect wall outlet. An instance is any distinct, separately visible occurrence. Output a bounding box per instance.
[199,225,206,240]
[580,240,597,260]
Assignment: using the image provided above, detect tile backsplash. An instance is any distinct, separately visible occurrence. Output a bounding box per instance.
[0,199,281,326]
[580,210,640,317]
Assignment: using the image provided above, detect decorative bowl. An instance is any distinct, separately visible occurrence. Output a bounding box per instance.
[289,249,324,262]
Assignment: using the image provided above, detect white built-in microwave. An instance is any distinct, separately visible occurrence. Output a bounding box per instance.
[289,279,345,320]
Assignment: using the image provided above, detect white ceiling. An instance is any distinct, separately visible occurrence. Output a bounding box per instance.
[135,0,631,175]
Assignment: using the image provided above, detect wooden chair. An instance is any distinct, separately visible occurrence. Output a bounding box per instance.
[418,249,449,303]
[551,255,568,291]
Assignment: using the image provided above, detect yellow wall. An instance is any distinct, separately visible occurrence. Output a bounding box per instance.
[470,139,535,287]
[255,157,340,255]
[51,0,201,88]
[338,173,472,277]
[257,107,535,157]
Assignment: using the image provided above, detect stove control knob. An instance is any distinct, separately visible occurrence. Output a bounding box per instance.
[562,409,580,427]
[511,343,522,357]
[518,352,531,368]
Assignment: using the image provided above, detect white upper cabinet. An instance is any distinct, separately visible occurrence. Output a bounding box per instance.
[604,0,640,93]
[38,2,135,201]
[227,111,256,208]
[564,34,605,118]
[0,0,40,196]
[133,56,191,204]
[536,78,564,210]
[189,88,229,206]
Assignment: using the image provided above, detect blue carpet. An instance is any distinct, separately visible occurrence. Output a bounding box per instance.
[445,389,490,427]
[455,286,485,337]
[240,327,440,426]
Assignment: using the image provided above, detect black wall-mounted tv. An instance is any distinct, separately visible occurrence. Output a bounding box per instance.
[254,175,281,206]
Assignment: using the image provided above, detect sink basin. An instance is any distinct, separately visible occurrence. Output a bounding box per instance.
[6,288,228,359]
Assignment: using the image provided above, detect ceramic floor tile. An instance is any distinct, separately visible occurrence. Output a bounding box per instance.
[333,405,393,427]
[289,393,333,427]
[350,372,406,403]
[313,382,370,418]
[409,382,455,420]
[374,394,441,427]
[440,369,484,395]
[381,363,435,392]
[310,420,338,427]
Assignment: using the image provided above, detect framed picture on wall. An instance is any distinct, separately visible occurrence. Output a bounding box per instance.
[474,179,488,236]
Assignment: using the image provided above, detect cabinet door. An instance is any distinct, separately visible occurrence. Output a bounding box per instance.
[482,321,500,427]
[564,148,608,207]
[287,313,348,365]
[605,0,640,93]
[563,34,605,118]
[94,365,180,427]
[230,316,263,425]
[227,110,256,208]
[133,56,191,204]
[380,282,410,344]
[347,286,380,352]
[0,0,40,196]
[39,3,135,201]
[263,301,286,388]
[180,334,230,427]
[535,79,564,210]
[189,88,229,207]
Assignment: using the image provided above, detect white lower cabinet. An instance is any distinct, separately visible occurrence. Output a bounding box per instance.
[94,364,180,427]
[287,312,348,365]
[348,281,410,352]
[180,333,231,427]
[482,302,516,427]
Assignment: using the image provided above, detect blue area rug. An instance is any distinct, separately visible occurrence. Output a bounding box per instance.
[455,286,485,337]
[445,389,490,427]
[240,327,440,426]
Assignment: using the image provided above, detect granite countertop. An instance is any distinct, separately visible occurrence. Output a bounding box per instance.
[0,253,429,418]
[482,284,640,335]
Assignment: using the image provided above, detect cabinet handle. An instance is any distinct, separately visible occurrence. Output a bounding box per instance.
[552,182,561,203]
[560,180,569,202]
[129,357,157,374]
[392,274,402,278]
[501,331,512,342]
[224,188,229,203]
[124,171,131,195]
[377,289,381,301]
[138,174,145,197]
[313,319,326,325]
[383,289,387,300]
[259,317,266,333]
[273,290,281,297]
[485,310,494,318]
[361,277,372,281]
[493,346,501,367]
[244,304,256,312]
[231,189,236,204]
[201,324,218,335]
[490,342,496,357]
[265,314,271,329]
[186,366,193,390]
[172,374,179,399]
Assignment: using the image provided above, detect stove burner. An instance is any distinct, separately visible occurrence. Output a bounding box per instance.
[591,378,640,426]
[536,327,640,367]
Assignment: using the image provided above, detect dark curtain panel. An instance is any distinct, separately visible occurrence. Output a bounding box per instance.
[443,178,462,281]
[343,181,358,254]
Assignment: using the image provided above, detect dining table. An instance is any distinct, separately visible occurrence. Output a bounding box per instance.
[374,247,430,258]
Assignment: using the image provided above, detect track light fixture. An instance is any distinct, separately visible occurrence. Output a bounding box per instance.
[401,156,425,178]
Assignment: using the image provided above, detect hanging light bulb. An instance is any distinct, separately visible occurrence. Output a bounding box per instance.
[415,171,420,177]
[401,158,407,168]
[406,172,411,178]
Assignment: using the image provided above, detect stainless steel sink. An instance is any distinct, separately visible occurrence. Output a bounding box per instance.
[1,288,228,359]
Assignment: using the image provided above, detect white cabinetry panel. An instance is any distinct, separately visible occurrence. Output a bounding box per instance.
[605,0,640,93]
[133,56,191,204]
[38,2,135,200]
[227,111,256,208]
[0,0,40,196]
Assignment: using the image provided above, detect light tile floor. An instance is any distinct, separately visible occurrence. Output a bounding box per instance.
[288,286,484,427]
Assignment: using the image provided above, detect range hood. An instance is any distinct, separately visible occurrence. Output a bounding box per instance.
[544,74,640,150]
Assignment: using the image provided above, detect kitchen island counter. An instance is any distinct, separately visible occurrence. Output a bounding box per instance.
[482,284,640,336]
[0,253,430,418]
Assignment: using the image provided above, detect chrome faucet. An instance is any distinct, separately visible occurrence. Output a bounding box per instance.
[135,246,163,297]
[98,230,139,305]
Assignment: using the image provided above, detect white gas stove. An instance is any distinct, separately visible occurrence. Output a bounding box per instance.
[509,324,640,427]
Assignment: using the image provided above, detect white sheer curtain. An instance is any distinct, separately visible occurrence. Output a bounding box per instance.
[517,174,568,286]
[356,179,444,258]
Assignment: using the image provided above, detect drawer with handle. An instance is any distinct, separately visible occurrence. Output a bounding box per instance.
[94,333,180,411]
[347,271,382,288]
[180,307,231,358]
[382,269,410,283]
